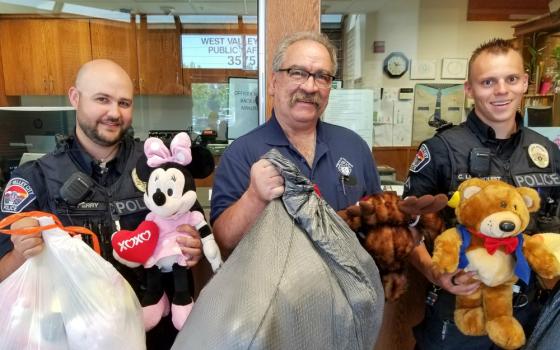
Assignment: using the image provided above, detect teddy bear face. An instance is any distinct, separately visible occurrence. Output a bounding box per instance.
[455,179,540,236]
[144,166,197,218]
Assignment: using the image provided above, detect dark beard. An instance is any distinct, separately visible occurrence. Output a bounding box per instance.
[78,119,126,147]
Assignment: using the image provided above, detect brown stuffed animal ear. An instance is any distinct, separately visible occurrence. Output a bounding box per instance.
[188,145,215,179]
[337,204,363,231]
[516,187,541,213]
[398,194,448,215]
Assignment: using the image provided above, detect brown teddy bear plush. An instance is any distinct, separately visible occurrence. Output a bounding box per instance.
[432,178,560,350]
[337,192,447,301]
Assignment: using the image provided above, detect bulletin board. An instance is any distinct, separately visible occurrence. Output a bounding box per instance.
[411,84,465,145]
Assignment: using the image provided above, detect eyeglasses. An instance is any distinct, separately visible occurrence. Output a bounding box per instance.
[277,68,335,88]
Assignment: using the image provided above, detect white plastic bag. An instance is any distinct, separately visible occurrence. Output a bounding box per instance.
[0,212,146,350]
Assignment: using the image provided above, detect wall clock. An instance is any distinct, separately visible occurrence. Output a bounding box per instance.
[383,52,409,78]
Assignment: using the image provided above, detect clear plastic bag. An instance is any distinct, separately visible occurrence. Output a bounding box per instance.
[0,211,146,350]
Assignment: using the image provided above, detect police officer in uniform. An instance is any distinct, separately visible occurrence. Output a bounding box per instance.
[0,59,204,350]
[404,39,560,349]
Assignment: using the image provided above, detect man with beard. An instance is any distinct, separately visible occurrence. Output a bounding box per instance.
[0,59,203,350]
[210,31,382,257]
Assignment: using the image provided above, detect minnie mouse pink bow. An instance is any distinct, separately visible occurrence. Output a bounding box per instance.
[144,132,192,167]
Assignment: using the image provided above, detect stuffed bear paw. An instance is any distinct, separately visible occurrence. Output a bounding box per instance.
[486,316,525,350]
[454,307,486,336]
[523,233,560,279]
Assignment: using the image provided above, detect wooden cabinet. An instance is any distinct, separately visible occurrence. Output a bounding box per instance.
[137,24,183,95]
[90,19,139,93]
[0,18,92,95]
[373,146,417,182]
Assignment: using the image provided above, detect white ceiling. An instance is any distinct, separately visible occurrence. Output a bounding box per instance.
[0,0,390,16]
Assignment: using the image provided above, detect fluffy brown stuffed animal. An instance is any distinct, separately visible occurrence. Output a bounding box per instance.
[432,178,560,350]
[338,192,447,301]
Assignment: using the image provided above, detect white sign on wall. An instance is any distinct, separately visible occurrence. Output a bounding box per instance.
[228,77,259,139]
[323,89,374,148]
[181,34,257,70]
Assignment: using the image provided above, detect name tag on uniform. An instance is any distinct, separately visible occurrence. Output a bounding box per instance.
[76,202,106,210]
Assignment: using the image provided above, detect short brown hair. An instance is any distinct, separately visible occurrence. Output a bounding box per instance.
[272,31,338,75]
[468,38,521,79]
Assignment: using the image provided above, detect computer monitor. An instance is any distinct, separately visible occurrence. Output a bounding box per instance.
[25,135,57,153]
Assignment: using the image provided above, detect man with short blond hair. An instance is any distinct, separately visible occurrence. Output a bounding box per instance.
[405,38,560,350]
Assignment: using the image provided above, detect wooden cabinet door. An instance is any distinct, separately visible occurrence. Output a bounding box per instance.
[137,27,183,95]
[45,19,92,94]
[0,19,50,95]
[90,19,139,93]
[0,18,91,95]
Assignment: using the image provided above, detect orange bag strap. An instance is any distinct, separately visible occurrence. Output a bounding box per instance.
[0,211,101,254]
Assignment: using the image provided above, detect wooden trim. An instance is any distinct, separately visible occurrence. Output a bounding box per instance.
[468,0,549,22]
[0,38,20,106]
[513,12,560,37]
[265,0,320,119]
[373,146,417,182]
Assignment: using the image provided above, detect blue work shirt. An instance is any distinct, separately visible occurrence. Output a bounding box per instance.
[210,112,382,224]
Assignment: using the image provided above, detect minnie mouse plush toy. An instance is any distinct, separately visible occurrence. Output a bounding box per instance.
[111,132,221,330]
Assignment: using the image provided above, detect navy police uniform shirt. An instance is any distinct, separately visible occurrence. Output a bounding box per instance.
[210,111,382,224]
[403,111,560,198]
[0,136,132,259]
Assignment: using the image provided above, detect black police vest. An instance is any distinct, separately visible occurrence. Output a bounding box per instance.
[436,124,560,192]
[35,139,148,261]
[436,124,560,232]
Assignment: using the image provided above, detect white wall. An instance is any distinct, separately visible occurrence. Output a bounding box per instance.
[417,0,518,69]
[347,0,520,89]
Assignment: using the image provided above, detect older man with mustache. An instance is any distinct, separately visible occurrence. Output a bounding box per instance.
[210,31,382,257]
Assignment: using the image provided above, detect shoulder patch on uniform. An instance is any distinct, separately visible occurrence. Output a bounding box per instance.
[2,177,36,213]
[410,144,431,173]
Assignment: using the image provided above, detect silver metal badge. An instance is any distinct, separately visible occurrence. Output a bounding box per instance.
[528,143,549,169]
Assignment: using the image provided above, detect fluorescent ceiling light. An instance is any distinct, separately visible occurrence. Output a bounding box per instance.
[321,14,343,23]
[179,15,238,24]
[0,0,54,11]
[62,3,130,22]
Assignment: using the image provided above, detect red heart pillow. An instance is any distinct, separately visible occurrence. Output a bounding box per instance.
[111,220,159,264]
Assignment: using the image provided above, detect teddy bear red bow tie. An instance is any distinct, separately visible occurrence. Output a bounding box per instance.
[467,228,519,255]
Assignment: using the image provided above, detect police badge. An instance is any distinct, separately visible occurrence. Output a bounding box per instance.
[528,144,549,169]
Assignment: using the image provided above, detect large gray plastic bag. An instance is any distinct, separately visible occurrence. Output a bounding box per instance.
[173,149,384,350]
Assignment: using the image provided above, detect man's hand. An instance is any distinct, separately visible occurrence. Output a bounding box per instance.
[435,269,480,296]
[176,224,203,268]
[10,217,42,260]
[246,159,284,203]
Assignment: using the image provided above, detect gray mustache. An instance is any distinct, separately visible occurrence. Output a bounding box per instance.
[291,93,321,106]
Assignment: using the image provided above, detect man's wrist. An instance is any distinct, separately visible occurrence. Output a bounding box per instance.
[243,186,268,208]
